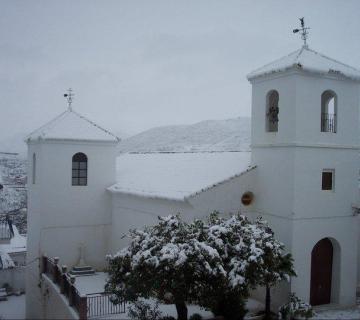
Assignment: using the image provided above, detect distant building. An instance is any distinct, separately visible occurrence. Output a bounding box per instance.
[26,45,360,319]
[0,222,26,293]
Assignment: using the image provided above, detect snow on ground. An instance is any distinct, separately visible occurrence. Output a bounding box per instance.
[126,299,213,319]
[0,225,26,255]
[0,250,15,269]
[2,292,360,320]
[98,298,263,319]
[74,272,109,295]
[313,305,360,319]
[0,294,25,319]
[111,152,252,200]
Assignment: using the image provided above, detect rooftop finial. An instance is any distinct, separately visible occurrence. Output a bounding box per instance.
[293,17,310,48]
[64,88,74,110]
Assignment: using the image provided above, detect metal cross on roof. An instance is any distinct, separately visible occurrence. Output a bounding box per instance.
[293,17,310,47]
[64,88,74,110]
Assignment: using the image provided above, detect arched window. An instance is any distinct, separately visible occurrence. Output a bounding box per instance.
[266,90,279,132]
[72,153,87,186]
[321,90,337,133]
[32,153,36,184]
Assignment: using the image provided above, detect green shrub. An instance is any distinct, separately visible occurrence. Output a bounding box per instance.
[211,295,247,320]
[189,313,203,320]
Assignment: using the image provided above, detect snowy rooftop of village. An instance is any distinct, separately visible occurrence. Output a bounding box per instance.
[247,45,360,81]
[25,109,119,143]
[109,152,253,201]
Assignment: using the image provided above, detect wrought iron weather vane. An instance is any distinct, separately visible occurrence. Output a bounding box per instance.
[64,88,74,110]
[293,17,310,47]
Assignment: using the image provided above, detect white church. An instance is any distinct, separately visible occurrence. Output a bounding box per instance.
[25,42,360,319]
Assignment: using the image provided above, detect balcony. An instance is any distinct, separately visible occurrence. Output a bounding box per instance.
[321,113,337,133]
[41,255,126,319]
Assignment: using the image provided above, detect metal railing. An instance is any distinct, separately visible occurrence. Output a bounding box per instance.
[87,293,126,318]
[41,255,126,319]
[321,113,337,133]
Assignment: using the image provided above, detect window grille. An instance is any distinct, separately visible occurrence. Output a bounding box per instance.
[72,153,87,186]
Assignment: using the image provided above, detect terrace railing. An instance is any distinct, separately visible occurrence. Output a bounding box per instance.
[87,293,126,318]
[41,255,126,320]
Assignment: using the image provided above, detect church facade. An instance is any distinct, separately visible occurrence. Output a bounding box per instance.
[26,45,360,318]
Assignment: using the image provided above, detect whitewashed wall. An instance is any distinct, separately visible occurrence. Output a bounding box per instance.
[250,71,360,147]
[109,169,256,254]
[26,139,117,319]
[42,274,78,320]
[291,217,357,306]
[250,70,360,307]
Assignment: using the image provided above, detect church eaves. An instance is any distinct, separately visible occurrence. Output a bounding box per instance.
[247,46,360,81]
[25,109,120,143]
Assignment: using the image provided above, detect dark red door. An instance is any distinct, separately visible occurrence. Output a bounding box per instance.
[310,238,333,305]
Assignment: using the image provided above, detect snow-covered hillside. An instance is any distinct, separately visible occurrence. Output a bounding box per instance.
[0,154,27,234]
[118,117,251,153]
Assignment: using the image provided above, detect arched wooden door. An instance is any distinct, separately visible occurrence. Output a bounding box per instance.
[310,238,333,305]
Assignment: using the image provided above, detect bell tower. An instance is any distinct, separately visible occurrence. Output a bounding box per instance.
[25,92,120,319]
[247,42,360,307]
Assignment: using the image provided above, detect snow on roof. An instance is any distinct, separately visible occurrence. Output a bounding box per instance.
[109,152,253,201]
[26,109,119,143]
[0,225,26,254]
[247,46,360,81]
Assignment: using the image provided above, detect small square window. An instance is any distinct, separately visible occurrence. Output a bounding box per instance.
[322,170,334,190]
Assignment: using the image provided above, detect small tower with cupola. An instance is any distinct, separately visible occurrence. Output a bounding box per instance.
[25,92,119,319]
[247,26,360,307]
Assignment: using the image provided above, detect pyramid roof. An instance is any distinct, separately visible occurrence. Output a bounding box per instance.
[247,46,360,81]
[26,109,119,143]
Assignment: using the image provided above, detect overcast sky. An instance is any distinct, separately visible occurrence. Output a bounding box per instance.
[1,0,360,148]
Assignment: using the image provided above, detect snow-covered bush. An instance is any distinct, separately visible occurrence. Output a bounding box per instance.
[106,212,295,320]
[201,212,268,319]
[127,300,163,320]
[106,215,224,320]
[278,293,314,320]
